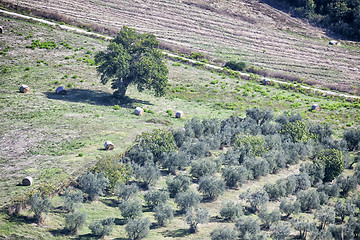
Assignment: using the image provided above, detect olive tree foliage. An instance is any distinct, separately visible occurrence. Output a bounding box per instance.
[246,107,273,126]
[186,207,209,233]
[296,190,320,212]
[220,201,243,221]
[78,172,109,201]
[144,189,169,210]
[270,222,291,240]
[291,217,316,240]
[166,174,191,198]
[174,190,201,213]
[222,165,248,188]
[343,127,360,151]
[240,189,269,213]
[234,216,262,239]
[133,162,160,190]
[190,158,218,179]
[126,217,151,240]
[198,176,225,200]
[94,26,168,99]
[315,206,335,230]
[89,218,115,238]
[28,193,52,224]
[119,198,143,219]
[279,199,300,218]
[160,151,188,174]
[115,183,139,202]
[258,208,281,229]
[154,204,173,226]
[334,199,355,222]
[62,188,83,212]
[65,211,86,234]
[210,227,237,240]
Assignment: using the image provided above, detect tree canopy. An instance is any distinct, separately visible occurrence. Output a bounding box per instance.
[95,26,168,98]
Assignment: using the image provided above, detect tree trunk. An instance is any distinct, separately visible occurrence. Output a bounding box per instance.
[113,81,130,99]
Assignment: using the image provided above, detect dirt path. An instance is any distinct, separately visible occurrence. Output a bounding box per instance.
[1,8,359,100]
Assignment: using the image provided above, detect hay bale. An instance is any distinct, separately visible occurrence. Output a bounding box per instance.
[22,176,33,186]
[312,104,321,112]
[175,111,185,118]
[56,86,67,95]
[0,26,3,34]
[104,141,114,150]
[19,84,30,93]
[134,107,144,116]
[262,78,271,85]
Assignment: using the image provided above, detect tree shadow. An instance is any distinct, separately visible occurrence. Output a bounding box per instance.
[162,228,190,238]
[45,89,152,108]
[75,233,97,240]
[50,228,67,236]
[114,217,127,226]
[209,215,224,223]
[7,214,34,224]
[100,198,118,208]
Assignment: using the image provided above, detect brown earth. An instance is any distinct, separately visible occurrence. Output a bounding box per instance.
[2,0,360,91]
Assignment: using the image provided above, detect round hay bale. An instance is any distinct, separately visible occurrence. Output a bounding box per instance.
[311,104,321,112]
[104,141,114,150]
[56,86,67,95]
[175,111,185,118]
[19,84,30,93]
[329,40,340,45]
[134,107,144,116]
[22,176,33,186]
[262,79,271,85]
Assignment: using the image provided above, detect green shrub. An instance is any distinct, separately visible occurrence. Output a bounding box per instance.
[113,105,120,110]
[89,218,114,238]
[65,211,86,234]
[224,60,246,71]
[28,193,52,224]
[126,217,151,240]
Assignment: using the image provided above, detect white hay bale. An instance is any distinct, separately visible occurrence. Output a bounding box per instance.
[135,107,144,116]
[312,104,321,112]
[175,111,185,118]
[104,141,114,150]
[329,40,340,46]
[19,84,30,93]
[56,86,67,95]
[22,176,33,186]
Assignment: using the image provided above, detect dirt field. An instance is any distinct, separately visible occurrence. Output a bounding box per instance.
[3,0,360,91]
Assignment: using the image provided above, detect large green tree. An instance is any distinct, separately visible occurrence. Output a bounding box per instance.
[95,26,168,98]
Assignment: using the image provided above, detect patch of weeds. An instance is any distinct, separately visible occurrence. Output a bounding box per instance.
[54,81,61,84]
[61,74,68,79]
[113,105,120,110]
[25,33,33,39]
[290,102,302,108]
[67,83,73,88]
[147,109,154,114]
[24,67,31,71]
[172,62,181,67]
[60,42,73,50]
[26,39,57,50]
[65,56,71,59]
[72,75,78,79]
[172,85,186,93]
[78,153,84,157]
[210,80,219,84]
[166,110,173,117]
[24,74,30,78]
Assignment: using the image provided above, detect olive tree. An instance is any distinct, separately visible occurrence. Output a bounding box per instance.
[65,211,86,234]
[28,193,52,224]
[89,218,114,238]
[220,201,243,221]
[154,204,173,226]
[78,172,109,201]
[126,217,151,240]
[166,174,191,198]
[198,176,225,200]
[186,207,209,233]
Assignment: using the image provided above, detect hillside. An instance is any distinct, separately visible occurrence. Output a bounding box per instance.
[0,3,360,240]
[1,0,360,94]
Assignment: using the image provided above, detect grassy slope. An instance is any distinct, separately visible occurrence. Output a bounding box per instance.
[4,0,360,92]
[0,15,359,239]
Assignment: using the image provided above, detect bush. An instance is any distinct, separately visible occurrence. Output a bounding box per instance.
[317,148,344,182]
[315,206,335,230]
[258,208,281,229]
[154,204,174,226]
[234,134,268,157]
[65,211,86,234]
[172,129,186,148]
[175,190,201,213]
[62,188,83,212]
[78,172,109,201]
[144,189,169,210]
[28,193,52,224]
[297,190,320,212]
[279,199,300,218]
[125,217,151,240]
[291,217,315,240]
[186,207,209,233]
[210,227,237,240]
[119,198,142,219]
[166,174,191,198]
[89,218,114,238]
[198,176,225,200]
[241,189,269,213]
[220,202,243,221]
[224,60,246,71]
[160,151,188,174]
[343,127,360,151]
